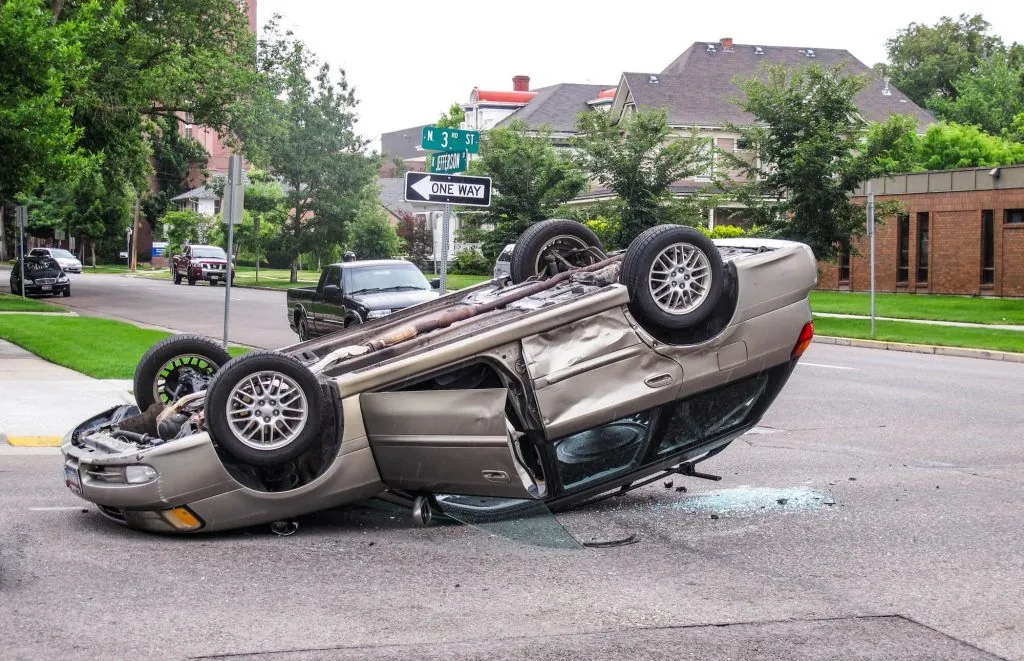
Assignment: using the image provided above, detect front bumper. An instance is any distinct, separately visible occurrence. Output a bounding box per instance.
[22,282,70,296]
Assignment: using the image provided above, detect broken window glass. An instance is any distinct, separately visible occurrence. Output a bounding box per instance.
[554,411,654,490]
[433,494,582,550]
[656,374,769,456]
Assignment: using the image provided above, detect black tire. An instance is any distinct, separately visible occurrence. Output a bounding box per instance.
[210,279,217,286]
[188,277,196,286]
[62,287,71,298]
[173,270,182,285]
[204,351,323,466]
[296,314,311,342]
[509,219,604,284]
[133,335,233,411]
[344,315,362,328]
[620,225,724,330]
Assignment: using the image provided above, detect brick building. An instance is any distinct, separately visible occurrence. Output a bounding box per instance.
[819,165,1024,297]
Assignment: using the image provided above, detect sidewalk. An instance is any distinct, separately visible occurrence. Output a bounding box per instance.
[0,340,134,446]
[813,312,1024,332]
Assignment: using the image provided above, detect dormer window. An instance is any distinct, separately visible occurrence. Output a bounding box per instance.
[754,46,765,55]
[805,48,816,58]
[648,75,659,84]
[706,44,717,53]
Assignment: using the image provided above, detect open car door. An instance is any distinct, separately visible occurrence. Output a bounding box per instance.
[359,388,540,499]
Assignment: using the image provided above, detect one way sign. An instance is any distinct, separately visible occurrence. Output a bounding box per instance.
[404,172,492,208]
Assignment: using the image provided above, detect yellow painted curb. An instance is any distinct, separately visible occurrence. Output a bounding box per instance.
[6,436,63,447]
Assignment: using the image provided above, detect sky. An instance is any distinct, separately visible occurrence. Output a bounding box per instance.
[258,0,1024,151]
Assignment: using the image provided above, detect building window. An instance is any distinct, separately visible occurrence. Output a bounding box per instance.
[982,210,995,285]
[896,213,910,283]
[838,248,850,283]
[184,124,193,140]
[214,199,221,215]
[916,212,929,284]
[1006,209,1024,224]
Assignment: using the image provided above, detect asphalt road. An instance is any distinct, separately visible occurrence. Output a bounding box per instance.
[2,343,1022,660]
[0,268,298,348]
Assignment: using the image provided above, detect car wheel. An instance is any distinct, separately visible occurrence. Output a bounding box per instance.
[204,351,323,466]
[509,219,605,284]
[620,225,724,331]
[297,315,311,342]
[344,315,362,328]
[62,288,71,298]
[133,335,233,411]
[188,277,196,286]
[210,280,217,286]
[173,271,182,285]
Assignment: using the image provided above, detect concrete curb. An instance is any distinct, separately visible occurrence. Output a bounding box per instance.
[813,335,1024,363]
[0,310,77,316]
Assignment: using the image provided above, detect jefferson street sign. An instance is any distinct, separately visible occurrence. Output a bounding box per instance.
[404,172,491,207]
[421,125,480,153]
[430,150,468,174]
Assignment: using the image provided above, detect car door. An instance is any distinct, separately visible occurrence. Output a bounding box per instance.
[360,387,538,499]
[314,265,346,335]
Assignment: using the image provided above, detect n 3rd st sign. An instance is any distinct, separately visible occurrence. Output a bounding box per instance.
[404,172,491,207]
[421,125,480,153]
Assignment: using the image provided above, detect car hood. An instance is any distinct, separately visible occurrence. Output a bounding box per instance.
[24,268,63,279]
[351,289,439,310]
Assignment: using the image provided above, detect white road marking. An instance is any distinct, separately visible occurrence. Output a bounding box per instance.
[798,362,856,370]
[28,506,87,512]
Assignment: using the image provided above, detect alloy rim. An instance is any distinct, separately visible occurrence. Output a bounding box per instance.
[225,370,308,451]
[648,242,712,314]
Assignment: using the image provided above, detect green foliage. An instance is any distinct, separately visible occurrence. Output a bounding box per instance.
[724,64,915,262]
[863,114,924,174]
[554,200,624,249]
[347,202,405,261]
[466,120,586,258]
[572,108,713,245]
[877,13,1004,107]
[700,225,747,239]
[450,248,490,275]
[436,103,466,129]
[0,0,96,203]
[915,122,1024,169]
[161,210,216,257]
[248,17,379,281]
[143,117,210,224]
[927,55,1024,134]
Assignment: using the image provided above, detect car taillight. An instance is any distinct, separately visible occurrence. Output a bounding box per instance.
[791,321,814,359]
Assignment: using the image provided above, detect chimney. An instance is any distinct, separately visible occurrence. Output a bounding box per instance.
[512,75,530,92]
[720,37,734,51]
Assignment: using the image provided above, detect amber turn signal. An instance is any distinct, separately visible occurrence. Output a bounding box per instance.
[791,321,814,359]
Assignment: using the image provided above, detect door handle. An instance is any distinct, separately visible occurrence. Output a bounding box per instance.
[644,373,674,388]
[482,470,511,483]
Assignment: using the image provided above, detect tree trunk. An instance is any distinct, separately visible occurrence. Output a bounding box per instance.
[90,242,96,267]
[290,258,297,283]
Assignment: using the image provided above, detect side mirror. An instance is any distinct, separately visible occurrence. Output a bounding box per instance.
[431,278,441,289]
[324,284,341,297]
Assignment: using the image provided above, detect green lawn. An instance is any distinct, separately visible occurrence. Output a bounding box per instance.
[0,315,247,379]
[811,291,1024,326]
[813,316,1024,354]
[0,293,67,312]
[430,273,491,290]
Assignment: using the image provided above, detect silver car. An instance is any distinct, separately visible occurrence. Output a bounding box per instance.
[61,220,817,535]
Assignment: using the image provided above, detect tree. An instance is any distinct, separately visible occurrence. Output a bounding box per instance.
[0,0,95,204]
[926,56,1024,135]
[725,64,914,262]
[143,117,210,224]
[251,17,380,281]
[876,14,1003,107]
[396,212,433,265]
[436,103,465,129]
[572,108,713,245]
[161,210,216,257]
[915,122,1024,169]
[347,201,405,260]
[466,120,586,258]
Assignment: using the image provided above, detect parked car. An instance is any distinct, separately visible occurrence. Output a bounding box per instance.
[61,220,817,536]
[9,256,71,297]
[29,247,82,273]
[287,259,440,341]
[493,243,515,279]
[171,244,234,286]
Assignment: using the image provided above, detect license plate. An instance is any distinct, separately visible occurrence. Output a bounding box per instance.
[210,275,219,281]
[41,285,52,291]
[65,465,83,496]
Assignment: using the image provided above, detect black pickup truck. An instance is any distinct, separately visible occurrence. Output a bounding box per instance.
[286,259,441,340]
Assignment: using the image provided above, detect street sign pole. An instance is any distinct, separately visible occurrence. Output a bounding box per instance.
[16,206,27,299]
[867,182,876,338]
[440,203,451,294]
[254,215,260,285]
[223,155,244,349]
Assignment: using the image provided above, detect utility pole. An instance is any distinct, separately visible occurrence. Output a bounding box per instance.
[16,206,27,299]
[867,181,876,338]
[223,155,244,349]
[130,197,140,271]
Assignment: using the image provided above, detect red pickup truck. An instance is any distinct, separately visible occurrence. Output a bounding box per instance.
[171,244,235,286]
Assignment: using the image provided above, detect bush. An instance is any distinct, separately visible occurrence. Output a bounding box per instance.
[700,225,747,239]
[450,248,490,275]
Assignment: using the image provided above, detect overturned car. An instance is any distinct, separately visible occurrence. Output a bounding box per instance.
[61,221,818,535]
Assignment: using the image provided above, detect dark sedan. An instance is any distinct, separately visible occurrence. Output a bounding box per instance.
[10,256,71,297]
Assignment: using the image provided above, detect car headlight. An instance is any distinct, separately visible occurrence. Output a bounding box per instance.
[365,309,392,319]
[24,278,34,285]
[58,275,69,283]
[124,464,158,484]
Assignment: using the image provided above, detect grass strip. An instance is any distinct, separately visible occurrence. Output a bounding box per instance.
[812,316,1024,354]
[0,293,67,312]
[0,315,247,379]
[811,291,1024,326]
